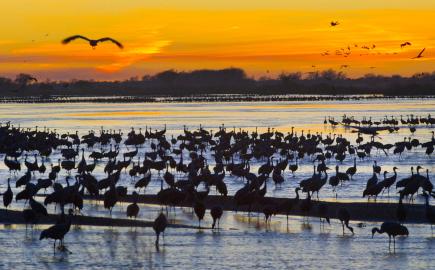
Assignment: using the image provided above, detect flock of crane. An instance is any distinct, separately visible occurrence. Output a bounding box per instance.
[328,20,426,62]
[0,114,434,254]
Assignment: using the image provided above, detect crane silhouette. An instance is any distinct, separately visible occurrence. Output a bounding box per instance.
[3,178,13,210]
[412,48,426,59]
[210,205,223,230]
[372,222,408,252]
[400,42,411,48]
[153,212,168,247]
[62,35,123,49]
[40,209,73,254]
[337,208,354,235]
[126,191,140,220]
[194,200,206,228]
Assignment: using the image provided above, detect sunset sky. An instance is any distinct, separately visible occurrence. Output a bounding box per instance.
[1,0,435,80]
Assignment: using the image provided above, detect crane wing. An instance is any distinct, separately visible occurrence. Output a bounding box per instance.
[418,48,426,57]
[62,35,91,44]
[97,37,124,49]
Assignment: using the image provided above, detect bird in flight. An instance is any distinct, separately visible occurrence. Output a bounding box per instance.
[330,21,339,27]
[400,42,412,48]
[62,35,123,49]
[412,48,426,59]
[340,65,349,69]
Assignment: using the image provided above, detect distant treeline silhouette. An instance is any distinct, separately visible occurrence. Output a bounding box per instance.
[1,68,435,98]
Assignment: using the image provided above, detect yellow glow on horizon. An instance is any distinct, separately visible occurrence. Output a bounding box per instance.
[0,2,435,80]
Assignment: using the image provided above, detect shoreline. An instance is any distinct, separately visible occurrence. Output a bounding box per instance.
[30,194,434,225]
[0,208,201,229]
[0,94,434,104]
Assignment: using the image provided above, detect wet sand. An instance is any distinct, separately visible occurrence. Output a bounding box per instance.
[0,208,200,229]
[57,194,434,224]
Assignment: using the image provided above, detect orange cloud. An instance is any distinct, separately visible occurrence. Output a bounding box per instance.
[96,40,172,73]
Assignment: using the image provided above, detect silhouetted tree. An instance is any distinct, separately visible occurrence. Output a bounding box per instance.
[0,68,434,97]
[14,73,37,88]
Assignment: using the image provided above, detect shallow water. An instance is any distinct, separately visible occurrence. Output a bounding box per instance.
[0,98,434,269]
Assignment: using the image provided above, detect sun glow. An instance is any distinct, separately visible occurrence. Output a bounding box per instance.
[1,1,434,80]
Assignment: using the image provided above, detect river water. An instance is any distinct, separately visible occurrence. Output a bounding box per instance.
[0,98,434,269]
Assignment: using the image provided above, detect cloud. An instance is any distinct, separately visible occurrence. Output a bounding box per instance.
[95,40,172,73]
[2,39,172,74]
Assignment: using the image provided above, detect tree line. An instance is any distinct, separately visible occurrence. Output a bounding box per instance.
[0,68,435,97]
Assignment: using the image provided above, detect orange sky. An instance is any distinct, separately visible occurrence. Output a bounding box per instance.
[1,1,435,80]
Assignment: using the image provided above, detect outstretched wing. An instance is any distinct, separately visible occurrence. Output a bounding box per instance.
[62,35,90,44]
[412,48,426,59]
[97,37,123,49]
[417,48,426,57]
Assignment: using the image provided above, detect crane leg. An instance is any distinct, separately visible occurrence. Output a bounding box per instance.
[388,236,391,251]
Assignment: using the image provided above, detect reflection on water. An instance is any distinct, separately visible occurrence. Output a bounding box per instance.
[0,99,434,269]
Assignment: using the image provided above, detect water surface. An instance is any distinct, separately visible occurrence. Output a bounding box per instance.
[0,98,434,269]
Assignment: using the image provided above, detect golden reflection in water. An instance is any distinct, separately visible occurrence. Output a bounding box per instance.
[65,110,217,118]
[273,123,332,135]
[68,111,163,117]
[250,102,435,110]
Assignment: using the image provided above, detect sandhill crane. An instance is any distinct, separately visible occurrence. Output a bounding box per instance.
[289,158,298,176]
[400,42,411,48]
[382,167,398,195]
[365,170,378,190]
[373,161,381,174]
[346,158,357,179]
[40,209,73,254]
[420,169,433,194]
[62,35,123,49]
[163,165,175,187]
[337,208,354,235]
[194,200,206,227]
[364,182,384,201]
[210,205,223,230]
[126,192,140,220]
[396,195,407,224]
[16,171,31,188]
[153,212,168,247]
[135,172,151,193]
[3,178,13,210]
[372,222,409,252]
[278,187,300,225]
[412,48,426,59]
[262,204,276,227]
[103,181,118,216]
[317,203,330,228]
[29,198,48,216]
[329,172,339,197]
